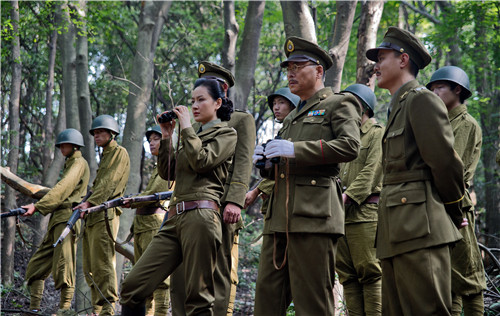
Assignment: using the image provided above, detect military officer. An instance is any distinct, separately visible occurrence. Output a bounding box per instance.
[253,36,361,315]
[21,129,90,316]
[74,115,130,316]
[336,84,383,316]
[122,125,170,316]
[427,66,486,316]
[366,27,465,315]
[245,87,299,215]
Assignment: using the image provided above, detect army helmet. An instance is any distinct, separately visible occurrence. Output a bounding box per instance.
[342,84,377,117]
[267,87,301,112]
[89,114,120,136]
[56,128,85,148]
[145,125,162,140]
[426,66,472,100]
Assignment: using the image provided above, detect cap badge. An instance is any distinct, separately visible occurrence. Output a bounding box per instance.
[286,40,294,52]
[198,64,206,74]
[399,48,404,53]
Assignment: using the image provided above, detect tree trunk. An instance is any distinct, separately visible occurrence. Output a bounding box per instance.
[324,0,357,92]
[231,1,265,110]
[1,0,21,286]
[436,1,461,66]
[356,0,384,89]
[221,0,239,73]
[280,0,316,42]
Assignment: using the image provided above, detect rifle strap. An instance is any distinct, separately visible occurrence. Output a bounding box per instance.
[104,209,133,246]
[16,217,32,247]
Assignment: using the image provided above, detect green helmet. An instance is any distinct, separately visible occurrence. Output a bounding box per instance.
[89,114,120,136]
[267,87,300,112]
[145,125,162,140]
[56,128,85,148]
[426,66,472,99]
[342,84,377,117]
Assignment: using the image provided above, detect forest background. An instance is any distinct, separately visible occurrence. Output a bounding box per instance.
[1,0,499,315]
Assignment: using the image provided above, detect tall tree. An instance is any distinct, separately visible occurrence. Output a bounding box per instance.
[280,0,316,42]
[221,0,238,73]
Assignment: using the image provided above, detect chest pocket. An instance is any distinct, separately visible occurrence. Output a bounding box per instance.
[384,127,405,161]
[297,116,325,140]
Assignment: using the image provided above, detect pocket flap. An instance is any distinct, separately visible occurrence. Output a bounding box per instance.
[295,176,331,188]
[303,116,324,124]
[386,127,404,139]
[386,189,426,207]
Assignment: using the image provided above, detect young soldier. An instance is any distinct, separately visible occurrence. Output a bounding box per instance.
[427,66,486,315]
[21,129,90,316]
[366,27,465,315]
[253,36,361,315]
[122,125,170,316]
[74,115,130,316]
[336,84,383,316]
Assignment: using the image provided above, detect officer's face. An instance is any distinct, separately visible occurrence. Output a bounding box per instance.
[429,81,461,110]
[148,133,161,156]
[59,143,75,157]
[272,96,293,121]
[374,50,402,92]
[191,85,221,125]
[93,128,112,147]
[286,62,319,98]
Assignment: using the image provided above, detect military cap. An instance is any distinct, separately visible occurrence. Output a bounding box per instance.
[267,87,300,111]
[56,128,85,148]
[145,125,162,140]
[280,36,334,70]
[426,66,472,99]
[366,26,432,69]
[90,114,119,135]
[197,61,235,87]
[342,84,377,118]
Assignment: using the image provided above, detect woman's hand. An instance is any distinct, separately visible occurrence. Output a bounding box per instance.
[157,112,176,139]
[173,106,191,131]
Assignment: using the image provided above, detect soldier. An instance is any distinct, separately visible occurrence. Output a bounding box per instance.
[21,129,90,316]
[253,36,361,315]
[121,125,170,316]
[120,77,237,316]
[74,115,130,316]
[336,84,383,316]
[245,87,300,215]
[427,66,486,316]
[366,27,465,315]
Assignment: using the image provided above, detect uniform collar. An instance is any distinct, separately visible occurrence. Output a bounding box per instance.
[295,87,333,117]
[360,118,376,134]
[200,118,222,132]
[448,104,467,121]
[102,139,118,154]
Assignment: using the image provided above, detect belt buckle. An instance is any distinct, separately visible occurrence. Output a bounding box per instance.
[176,201,185,215]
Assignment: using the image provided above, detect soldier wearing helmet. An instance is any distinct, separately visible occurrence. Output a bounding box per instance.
[21,129,90,315]
[428,66,486,315]
[74,115,130,316]
[336,84,384,316]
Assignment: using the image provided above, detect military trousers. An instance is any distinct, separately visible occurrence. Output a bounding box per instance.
[254,232,337,316]
[25,221,77,310]
[83,214,120,315]
[381,245,452,316]
[120,208,222,316]
[336,221,381,316]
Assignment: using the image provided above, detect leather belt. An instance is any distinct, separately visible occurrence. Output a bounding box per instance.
[135,206,166,216]
[345,194,380,205]
[168,200,219,219]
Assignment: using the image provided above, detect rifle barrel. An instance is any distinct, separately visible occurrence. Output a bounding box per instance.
[1,207,27,218]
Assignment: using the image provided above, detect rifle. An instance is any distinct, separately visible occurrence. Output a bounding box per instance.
[1,208,27,218]
[53,191,173,247]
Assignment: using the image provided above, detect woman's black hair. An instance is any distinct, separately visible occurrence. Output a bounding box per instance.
[193,78,234,121]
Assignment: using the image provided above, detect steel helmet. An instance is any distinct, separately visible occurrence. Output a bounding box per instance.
[89,114,120,136]
[267,87,301,112]
[145,125,162,140]
[426,66,472,99]
[342,84,377,117]
[56,128,85,148]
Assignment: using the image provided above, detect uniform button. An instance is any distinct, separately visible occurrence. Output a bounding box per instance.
[288,138,292,141]
[343,186,347,190]
[343,171,347,175]
[401,197,407,203]
[322,94,327,98]
[311,180,317,185]
[280,173,285,179]
[173,197,177,201]
[384,139,387,143]
[292,121,297,125]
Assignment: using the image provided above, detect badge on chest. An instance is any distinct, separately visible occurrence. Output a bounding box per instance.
[307,109,326,117]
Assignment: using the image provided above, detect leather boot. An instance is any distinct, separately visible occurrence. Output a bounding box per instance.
[121,303,146,316]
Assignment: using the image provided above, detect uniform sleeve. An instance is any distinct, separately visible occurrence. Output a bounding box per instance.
[181,126,237,173]
[35,159,87,215]
[257,179,275,196]
[158,139,176,180]
[294,94,361,166]
[408,92,464,224]
[455,119,482,186]
[345,127,383,204]
[223,114,256,208]
[87,147,130,206]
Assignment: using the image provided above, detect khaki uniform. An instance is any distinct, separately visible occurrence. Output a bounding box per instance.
[254,87,361,315]
[130,167,171,316]
[257,179,274,215]
[25,151,90,311]
[120,121,236,316]
[448,105,486,315]
[336,118,383,316]
[377,80,464,315]
[83,139,130,315]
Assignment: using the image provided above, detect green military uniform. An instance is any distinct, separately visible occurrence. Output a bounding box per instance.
[83,139,130,315]
[25,151,90,312]
[336,118,383,316]
[129,166,170,316]
[120,120,236,316]
[448,104,486,315]
[256,179,274,215]
[254,86,361,315]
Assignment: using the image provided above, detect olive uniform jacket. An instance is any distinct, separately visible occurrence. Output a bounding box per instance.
[86,139,130,227]
[35,151,90,231]
[377,80,464,259]
[340,118,384,223]
[263,87,361,235]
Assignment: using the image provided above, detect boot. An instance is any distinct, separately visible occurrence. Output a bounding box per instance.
[121,303,146,316]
